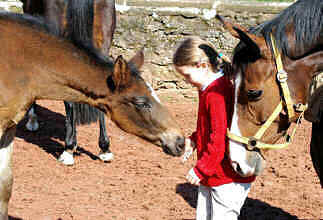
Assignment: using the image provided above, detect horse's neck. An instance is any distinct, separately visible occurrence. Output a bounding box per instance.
[286,50,323,77]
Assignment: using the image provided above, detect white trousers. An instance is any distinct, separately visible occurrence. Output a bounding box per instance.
[196,182,251,220]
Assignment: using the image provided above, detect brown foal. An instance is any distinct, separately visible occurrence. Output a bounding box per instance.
[0,12,184,219]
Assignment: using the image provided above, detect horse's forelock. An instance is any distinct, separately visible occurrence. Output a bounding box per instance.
[232,41,259,75]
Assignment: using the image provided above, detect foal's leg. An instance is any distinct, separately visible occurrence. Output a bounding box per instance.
[58,101,77,165]
[98,112,113,162]
[310,118,323,188]
[25,102,39,131]
[0,128,15,220]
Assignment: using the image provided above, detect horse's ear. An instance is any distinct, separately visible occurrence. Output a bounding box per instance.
[216,15,261,56]
[108,55,131,91]
[233,27,261,57]
[216,15,248,38]
[129,49,144,70]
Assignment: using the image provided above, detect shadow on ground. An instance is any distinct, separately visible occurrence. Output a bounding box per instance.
[176,183,299,220]
[15,104,99,161]
[9,216,23,220]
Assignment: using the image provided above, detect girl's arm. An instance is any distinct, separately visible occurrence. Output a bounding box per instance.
[194,90,227,179]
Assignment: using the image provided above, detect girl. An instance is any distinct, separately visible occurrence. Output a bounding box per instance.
[173,37,255,220]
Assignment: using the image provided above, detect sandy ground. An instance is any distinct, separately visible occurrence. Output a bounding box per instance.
[8,90,323,220]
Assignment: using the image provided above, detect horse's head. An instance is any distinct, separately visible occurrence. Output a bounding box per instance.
[105,50,185,156]
[217,15,302,177]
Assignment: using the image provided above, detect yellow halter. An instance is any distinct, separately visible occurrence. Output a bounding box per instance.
[226,34,307,150]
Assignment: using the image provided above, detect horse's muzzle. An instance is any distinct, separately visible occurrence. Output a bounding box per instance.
[232,150,266,177]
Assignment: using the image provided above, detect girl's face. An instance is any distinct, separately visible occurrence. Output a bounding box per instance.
[174,63,208,88]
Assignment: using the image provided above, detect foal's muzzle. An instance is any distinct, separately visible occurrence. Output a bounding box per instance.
[161,135,185,157]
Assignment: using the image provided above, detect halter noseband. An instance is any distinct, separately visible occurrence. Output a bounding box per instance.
[226,34,307,151]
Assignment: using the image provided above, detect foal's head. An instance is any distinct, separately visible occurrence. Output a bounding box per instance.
[106,50,185,156]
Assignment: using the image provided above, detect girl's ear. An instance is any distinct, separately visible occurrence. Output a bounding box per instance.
[196,61,209,70]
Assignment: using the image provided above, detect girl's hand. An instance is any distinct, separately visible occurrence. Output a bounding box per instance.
[186,168,200,186]
[181,138,195,163]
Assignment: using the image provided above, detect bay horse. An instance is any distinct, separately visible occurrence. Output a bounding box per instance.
[216,0,323,187]
[21,0,117,165]
[0,12,185,218]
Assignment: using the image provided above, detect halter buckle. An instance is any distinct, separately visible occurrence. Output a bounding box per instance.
[293,103,308,112]
[277,70,288,82]
[247,137,258,151]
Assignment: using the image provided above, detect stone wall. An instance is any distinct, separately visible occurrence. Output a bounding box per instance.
[111,1,291,89]
[0,0,291,89]
[0,0,21,12]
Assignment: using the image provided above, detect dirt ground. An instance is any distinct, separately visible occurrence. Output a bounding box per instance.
[8,89,323,220]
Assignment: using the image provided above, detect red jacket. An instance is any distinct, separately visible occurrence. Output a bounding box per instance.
[190,76,255,187]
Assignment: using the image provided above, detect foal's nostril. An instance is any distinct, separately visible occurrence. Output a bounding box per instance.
[176,136,185,151]
[164,146,171,154]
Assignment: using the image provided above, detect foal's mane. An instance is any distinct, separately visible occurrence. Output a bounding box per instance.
[234,0,323,64]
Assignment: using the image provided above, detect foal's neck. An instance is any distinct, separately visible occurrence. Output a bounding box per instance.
[0,15,115,129]
[22,26,113,110]
[35,53,111,109]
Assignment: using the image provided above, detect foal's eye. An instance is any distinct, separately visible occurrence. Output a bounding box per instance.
[247,89,263,101]
[132,97,152,109]
[136,102,152,109]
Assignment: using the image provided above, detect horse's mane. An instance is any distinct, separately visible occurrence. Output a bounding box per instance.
[234,0,323,63]
[65,0,142,78]
[66,0,94,49]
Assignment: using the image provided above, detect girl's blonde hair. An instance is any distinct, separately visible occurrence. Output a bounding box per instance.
[173,36,221,72]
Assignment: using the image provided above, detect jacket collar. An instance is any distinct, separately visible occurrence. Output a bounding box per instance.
[200,69,224,92]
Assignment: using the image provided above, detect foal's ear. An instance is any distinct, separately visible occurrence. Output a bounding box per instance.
[129,49,144,70]
[216,15,262,57]
[108,55,131,91]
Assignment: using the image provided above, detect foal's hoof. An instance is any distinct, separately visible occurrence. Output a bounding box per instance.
[99,151,114,162]
[26,118,39,131]
[58,151,74,165]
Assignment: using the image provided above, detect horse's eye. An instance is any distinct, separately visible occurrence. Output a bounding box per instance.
[247,89,263,100]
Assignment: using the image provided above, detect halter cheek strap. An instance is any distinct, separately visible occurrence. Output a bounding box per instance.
[271,34,295,120]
